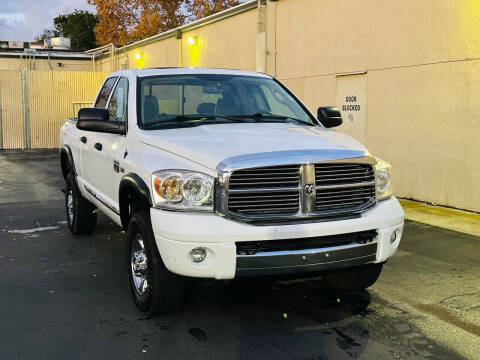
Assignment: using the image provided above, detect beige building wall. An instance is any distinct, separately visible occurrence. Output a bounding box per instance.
[94,8,258,72]
[275,0,480,212]
[181,9,257,70]
[92,56,112,72]
[94,37,179,72]
[129,36,179,69]
[0,57,93,71]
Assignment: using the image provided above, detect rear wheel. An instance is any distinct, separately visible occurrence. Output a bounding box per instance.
[65,174,97,235]
[127,212,190,315]
[323,263,384,290]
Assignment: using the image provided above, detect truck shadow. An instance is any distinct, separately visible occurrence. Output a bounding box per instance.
[89,216,373,359]
[186,278,372,359]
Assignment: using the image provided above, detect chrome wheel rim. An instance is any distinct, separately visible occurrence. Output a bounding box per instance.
[67,189,74,225]
[131,233,149,295]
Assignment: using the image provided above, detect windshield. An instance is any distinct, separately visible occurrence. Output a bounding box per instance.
[137,74,316,129]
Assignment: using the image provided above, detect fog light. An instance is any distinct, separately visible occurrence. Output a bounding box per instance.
[190,247,207,263]
[390,230,398,243]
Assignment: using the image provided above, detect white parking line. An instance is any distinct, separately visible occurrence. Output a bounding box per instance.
[8,226,59,234]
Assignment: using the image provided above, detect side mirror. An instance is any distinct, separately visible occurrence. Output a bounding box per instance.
[317,106,343,128]
[77,108,126,135]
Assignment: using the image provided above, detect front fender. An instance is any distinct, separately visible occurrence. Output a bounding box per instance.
[119,173,152,230]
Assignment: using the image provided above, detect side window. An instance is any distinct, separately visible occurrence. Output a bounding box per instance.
[107,78,128,122]
[95,77,117,108]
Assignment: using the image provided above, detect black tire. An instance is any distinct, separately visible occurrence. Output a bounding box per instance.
[323,263,384,290]
[127,212,190,315]
[65,174,97,235]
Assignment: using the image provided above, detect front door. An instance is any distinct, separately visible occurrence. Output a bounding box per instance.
[84,77,129,216]
[97,77,129,212]
[79,76,117,200]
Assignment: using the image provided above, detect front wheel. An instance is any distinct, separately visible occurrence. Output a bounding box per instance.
[323,263,384,290]
[127,212,190,315]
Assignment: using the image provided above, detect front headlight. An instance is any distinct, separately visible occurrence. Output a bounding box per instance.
[151,170,214,211]
[375,158,393,201]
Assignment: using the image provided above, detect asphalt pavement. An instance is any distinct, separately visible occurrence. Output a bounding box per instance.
[0,150,478,360]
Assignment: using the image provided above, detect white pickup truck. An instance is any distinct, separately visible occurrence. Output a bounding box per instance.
[60,68,404,315]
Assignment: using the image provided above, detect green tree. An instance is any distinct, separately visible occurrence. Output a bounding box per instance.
[34,30,59,43]
[54,10,99,51]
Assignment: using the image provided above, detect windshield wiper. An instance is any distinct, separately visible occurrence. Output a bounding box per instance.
[142,112,312,128]
[226,112,314,126]
[143,114,206,128]
[142,114,247,128]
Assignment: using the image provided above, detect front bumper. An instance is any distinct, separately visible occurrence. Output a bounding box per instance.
[151,197,404,279]
[235,242,378,277]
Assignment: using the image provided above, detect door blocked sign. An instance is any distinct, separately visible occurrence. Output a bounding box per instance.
[336,73,367,144]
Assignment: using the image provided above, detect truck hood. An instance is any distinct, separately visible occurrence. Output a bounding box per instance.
[138,123,370,171]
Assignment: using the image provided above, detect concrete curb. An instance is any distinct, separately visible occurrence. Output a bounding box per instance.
[399,199,480,237]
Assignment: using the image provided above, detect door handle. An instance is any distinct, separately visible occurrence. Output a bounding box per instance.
[94,143,103,151]
[80,136,87,144]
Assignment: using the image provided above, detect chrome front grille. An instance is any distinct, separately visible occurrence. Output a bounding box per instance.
[315,163,374,186]
[228,190,300,215]
[228,165,300,215]
[229,165,300,189]
[316,185,375,211]
[315,164,375,212]
[219,158,376,223]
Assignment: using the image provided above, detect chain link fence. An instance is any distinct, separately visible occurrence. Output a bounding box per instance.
[0,69,108,149]
[0,70,23,149]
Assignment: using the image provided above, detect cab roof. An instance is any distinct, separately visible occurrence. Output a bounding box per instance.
[109,67,271,79]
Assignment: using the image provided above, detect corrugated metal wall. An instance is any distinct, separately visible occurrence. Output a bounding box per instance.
[0,70,108,149]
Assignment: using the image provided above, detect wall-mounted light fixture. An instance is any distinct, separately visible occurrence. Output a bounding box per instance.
[133,51,145,69]
[187,36,198,46]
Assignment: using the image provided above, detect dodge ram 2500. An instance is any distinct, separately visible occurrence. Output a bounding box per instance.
[60,68,404,315]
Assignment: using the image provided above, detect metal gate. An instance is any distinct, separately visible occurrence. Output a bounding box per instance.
[0,70,108,149]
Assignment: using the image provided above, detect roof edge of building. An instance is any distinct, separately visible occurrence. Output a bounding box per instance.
[0,51,92,60]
